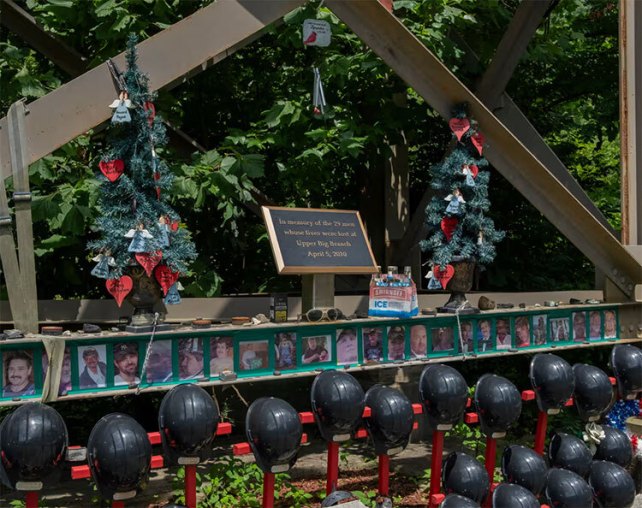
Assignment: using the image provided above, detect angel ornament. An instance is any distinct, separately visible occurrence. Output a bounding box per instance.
[125,223,154,253]
[164,281,184,305]
[110,91,132,124]
[157,215,170,247]
[425,270,443,290]
[91,250,116,279]
[462,164,476,187]
[477,231,484,245]
[445,188,465,215]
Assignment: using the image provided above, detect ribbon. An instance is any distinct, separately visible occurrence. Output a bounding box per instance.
[582,422,605,454]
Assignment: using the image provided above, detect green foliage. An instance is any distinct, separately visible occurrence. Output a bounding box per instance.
[172,456,313,508]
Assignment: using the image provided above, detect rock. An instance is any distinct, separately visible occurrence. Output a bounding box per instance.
[83,323,102,333]
[478,296,495,310]
[3,329,24,340]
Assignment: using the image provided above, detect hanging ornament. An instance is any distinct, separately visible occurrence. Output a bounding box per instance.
[440,216,459,241]
[425,270,443,290]
[449,117,470,141]
[109,91,132,109]
[143,101,156,127]
[154,264,180,296]
[444,188,465,215]
[99,159,125,182]
[91,251,116,279]
[468,164,479,179]
[471,131,485,155]
[312,66,327,116]
[135,250,163,277]
[169,218,180,232]
[302,19,331,47]
[106,276,133,307]
[477,231,484,246]
[110,91,132,124]
[158,216,170,247]
[124,223,154,253]
[164,282,181,305]
[462,165,475,187]
[433,264,455,289]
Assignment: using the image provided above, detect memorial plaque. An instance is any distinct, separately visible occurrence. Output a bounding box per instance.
[262,206,377,274]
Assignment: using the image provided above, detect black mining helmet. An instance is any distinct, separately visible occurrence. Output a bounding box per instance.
[418,364,468,431]
[364,385,414,456]
[543,468,593,508]
[439,493,480,507]
[610,344,642,400]
[311,370,365,442]
[529,353,575,414]
[588,460,636,508]
[245,397,302,473]
[442,451,490,504]
[474,374,522,438]
[593,425,633,468]
[572,363,613,422]
[491,483,539,508]
[158,384,220,466]
[87,413,152,502]
[500,445,547,496]
[548,431,593,478]
[0,403,67,490]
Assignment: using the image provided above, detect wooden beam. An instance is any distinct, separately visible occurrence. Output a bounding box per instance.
[0,0,305,180]
[326,0,641,298]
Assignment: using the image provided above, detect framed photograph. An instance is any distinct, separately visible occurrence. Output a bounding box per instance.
[409,324,428,359]
[336,328,358,365]
[532,315,548,345]
[362,327,384,362]
[2,350,36,398]
[514,316,531,348]
[477,319,493,352]
[496,319,512,350]
[572,312,587,342]
[301,335,332,365]
[387,326,406,361]
[239,340,269,371]
[588,311,602,341]
[41,349,70,396]
[145,340,173,383]
[604,310,617,339]
[78,344,107,389]
[460,321,474,353]
[550,317,570,342]
[274,332,297,370]
[178,338,205,380]
[113,342,140,386]
[210,336,234,375]
[431,326,454,353]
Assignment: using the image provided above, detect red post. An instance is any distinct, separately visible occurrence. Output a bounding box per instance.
[534,411,548,455]
[25,492,38,508]
[484,436,497,483]
[326,441,340,495]
[428,430,444,508]
[185,464,197,508]
[378,454,390,496]
[111,502,125,508]
[262,472,275,508]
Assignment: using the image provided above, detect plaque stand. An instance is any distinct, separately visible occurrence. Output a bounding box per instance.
[302,274,335,312]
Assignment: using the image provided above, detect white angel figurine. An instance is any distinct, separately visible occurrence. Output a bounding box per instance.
[110,91,132,123]
[425,270,442,290]
[445,188,465,214]
[91,251,116,279]
[125,223,154,253]
[462,164,476,187]
[157,215,170,247]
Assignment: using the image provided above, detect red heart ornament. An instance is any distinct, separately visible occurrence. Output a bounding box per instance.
[440,216,459,241]
[449,118,470,141]
[434,264,455,289]
[106,276,133,307]
[154,265,180,295]
[471,132,485,155]
[169,220,179,232]
[135,250,163,277]
[99,159,125,182]
[469,164,479,179]
[144,101,156,126]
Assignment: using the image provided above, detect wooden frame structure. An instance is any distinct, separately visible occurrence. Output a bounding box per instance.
[0,0,641,333]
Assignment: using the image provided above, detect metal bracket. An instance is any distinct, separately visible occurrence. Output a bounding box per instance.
[12,191,32,202]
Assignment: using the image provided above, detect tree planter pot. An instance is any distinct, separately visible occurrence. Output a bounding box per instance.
[437,258,480,314]
[125,267,170,332]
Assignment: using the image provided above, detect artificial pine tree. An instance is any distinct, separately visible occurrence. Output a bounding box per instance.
[88,35,197,325]
[420,103,504,313]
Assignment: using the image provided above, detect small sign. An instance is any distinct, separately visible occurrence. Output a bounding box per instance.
[302,19,331,47]
[262,206,377,274]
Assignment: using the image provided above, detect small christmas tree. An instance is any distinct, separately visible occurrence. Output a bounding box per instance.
[88,35,197,323]
[420,103,504,312]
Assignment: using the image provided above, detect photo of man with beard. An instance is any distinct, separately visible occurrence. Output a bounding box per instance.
[113,343,140,386]
[2,351,35,398]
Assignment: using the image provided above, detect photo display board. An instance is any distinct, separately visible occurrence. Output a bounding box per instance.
[0,306,623,404]
[262,206,377,274]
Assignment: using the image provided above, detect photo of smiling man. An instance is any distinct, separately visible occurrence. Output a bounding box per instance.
[2,351,35,398]
[113,343,140,386]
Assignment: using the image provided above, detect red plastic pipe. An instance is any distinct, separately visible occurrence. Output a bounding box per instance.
[534,411,548,455]
[428,430,444,508]
[484,436,497,483]
[262,472,275,508]
[185,464,197,508]
[25,492,38,508]
[111,502,125,508]
[378,454,390,496]
[326,441,340,495]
